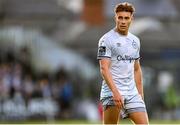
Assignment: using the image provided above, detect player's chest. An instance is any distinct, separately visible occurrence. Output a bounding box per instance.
[111,38,138,56]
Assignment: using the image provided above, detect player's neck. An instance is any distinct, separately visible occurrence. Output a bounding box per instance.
[115,27,128,36]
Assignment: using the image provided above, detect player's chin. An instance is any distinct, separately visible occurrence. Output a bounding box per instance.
[120,27,127,30]
[119,29,127,33]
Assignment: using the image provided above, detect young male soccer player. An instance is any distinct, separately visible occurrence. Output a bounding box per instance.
[97,2,149,124]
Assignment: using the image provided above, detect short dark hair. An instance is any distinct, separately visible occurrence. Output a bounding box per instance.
[114,2,135,15]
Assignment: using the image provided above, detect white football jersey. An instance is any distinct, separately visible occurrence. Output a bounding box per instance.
[97,29,140,99]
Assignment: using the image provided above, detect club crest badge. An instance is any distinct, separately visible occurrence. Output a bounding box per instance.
[132,40,138,49]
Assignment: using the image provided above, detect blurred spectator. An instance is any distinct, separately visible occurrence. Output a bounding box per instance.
[11,62,23,93]
[38,74,52,98]
[157,71,179,119]
[0,62,12,99]
[22,72,34,105]
[165,84,178,110]
[53,69,73,119]
[157,71,174,109]
[158,71,173,95]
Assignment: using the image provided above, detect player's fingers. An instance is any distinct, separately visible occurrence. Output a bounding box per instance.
[116,99,124,109]
[114,100,122,109]
[114,100,119,108]
[115,103,121,109]
[114,98,124,108]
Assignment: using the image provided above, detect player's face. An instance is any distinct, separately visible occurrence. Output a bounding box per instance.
[115,11,133,35]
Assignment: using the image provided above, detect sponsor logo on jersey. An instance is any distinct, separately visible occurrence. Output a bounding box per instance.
[117,55,138,63]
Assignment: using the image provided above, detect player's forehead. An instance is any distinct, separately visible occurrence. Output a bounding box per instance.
[115,11,132,17]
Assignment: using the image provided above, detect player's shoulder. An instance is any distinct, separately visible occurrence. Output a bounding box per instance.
[128,32,140,42]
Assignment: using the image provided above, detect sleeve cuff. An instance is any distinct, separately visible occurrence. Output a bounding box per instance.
[97,56,111,60]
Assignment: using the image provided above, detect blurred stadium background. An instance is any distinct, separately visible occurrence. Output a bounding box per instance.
[0,0,180,124]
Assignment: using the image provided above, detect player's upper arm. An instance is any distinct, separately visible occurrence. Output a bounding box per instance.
[97,37,112,60]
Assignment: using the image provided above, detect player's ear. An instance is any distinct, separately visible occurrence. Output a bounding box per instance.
[131,14,134,20]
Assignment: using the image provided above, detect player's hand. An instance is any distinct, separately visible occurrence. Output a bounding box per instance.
[112,89,124,109]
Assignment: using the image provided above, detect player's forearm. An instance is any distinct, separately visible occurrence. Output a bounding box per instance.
[100,68,118,93]
[134,67,144,99]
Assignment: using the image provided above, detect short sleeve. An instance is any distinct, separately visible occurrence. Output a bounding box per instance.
[135,38,140,60]
[97,37,111,60]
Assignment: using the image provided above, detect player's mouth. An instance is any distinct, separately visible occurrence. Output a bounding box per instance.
[120,26,127,29]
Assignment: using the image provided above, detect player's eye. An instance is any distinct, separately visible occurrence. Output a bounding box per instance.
[118,16,123,20]
[125,17,130,20]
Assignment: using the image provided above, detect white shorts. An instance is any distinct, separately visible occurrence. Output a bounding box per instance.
[101,94,147,119]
